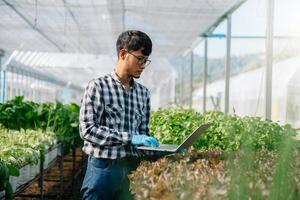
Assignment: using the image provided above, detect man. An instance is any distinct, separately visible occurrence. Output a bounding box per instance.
[80,30,159,200]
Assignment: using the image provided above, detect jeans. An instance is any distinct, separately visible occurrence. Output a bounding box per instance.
[81,155,140,200]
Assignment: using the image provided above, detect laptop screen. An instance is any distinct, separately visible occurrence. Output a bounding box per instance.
[177,123,211,150]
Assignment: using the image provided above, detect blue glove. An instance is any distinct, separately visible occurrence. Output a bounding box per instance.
[131,135,159,147]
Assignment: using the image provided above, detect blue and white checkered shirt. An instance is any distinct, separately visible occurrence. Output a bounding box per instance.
[79,71,151,159]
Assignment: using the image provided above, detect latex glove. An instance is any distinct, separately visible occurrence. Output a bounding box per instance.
[132,135,159,147]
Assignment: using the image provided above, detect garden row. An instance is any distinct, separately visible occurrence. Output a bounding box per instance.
[129,107,300,200]
[0,96,81,200]
[1,97,299,199]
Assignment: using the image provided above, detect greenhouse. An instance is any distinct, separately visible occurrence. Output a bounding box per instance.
[0,0,300,200]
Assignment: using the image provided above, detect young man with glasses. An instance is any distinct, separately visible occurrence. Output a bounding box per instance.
[80,30,159,200]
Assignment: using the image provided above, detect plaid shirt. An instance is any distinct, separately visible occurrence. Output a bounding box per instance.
[79,71,152,159]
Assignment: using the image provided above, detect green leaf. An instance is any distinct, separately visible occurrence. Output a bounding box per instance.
[7,165,19,177]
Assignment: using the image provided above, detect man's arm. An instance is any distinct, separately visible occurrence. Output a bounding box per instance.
[138,90,151,136]
[136,90,158,155]
[79,80,131,146]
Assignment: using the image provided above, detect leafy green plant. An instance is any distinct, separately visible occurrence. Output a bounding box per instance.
[130,107,300,200]
[0,128,56,168]
[0,96,38,130]
[0,160,18,200]
[0,96,81,199]
[129,149,225,200]
[130,147,300,200]
[227,132,263,200]
[150,107,297,151]
[0,161,9,191]
[268,136,299,200]
[45,101,81,153]
[151,106,203,145]
[0,96,82,154]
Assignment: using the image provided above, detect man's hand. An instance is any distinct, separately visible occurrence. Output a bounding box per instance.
[131,135,159,147]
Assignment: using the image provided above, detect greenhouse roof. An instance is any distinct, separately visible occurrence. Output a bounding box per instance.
[1,0,245,56]
[0,0,246,89]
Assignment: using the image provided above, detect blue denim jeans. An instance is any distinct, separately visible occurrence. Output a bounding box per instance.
[81,156,140,200]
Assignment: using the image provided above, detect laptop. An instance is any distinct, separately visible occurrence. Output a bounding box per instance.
[137,123,211,152]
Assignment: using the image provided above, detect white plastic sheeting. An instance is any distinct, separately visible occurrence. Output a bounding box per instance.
[8,52,177,107]
[74,55,178,109]
[286,67,300,128]
[193,55,300,128]
[0,0,245,105]
[139,56,177,110]
[0,0,244,55]
[12,52,116,87]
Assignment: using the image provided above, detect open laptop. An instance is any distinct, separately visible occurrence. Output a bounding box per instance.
[137,123,211,153]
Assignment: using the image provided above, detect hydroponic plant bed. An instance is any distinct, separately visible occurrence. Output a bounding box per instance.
[14,148,86,200]
[129,107,300,200]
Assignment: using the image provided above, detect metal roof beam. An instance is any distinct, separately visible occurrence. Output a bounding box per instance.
[61,0,99,53]
[203,0,247,36]
[203,34,300,39]
[8,60,83,91]
[2,0,64,52]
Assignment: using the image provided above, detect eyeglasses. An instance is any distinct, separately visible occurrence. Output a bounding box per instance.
[127,51,151,66]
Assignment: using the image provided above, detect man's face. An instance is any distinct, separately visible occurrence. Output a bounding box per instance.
[123,49,150,79]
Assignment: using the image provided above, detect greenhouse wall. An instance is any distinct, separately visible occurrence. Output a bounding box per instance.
[193,55,300,128]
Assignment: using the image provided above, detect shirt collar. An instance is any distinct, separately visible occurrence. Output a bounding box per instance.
[110,70,136,89]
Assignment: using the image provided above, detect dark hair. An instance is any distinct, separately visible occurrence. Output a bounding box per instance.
[116,30,152,56]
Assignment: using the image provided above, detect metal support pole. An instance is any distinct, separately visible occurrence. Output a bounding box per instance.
[10,67,14,100]
[15,68,18,96]
[71,144,76,199]
[0,50,3,100]
[30,74,33,100]
[0,50,6,103]
[17,69,21,96]
[21,71,25,97]
[189,51,194,108]
[33,74,36,101]
[265,0,274,120]
[180,63,184,104]
[224,14,232,115]
[39,152,44,200]
[203,38,208,113]
[25,72,29,99]
[174,78,177,104]
[0,55,2,87]
[1,51,18,102]
[0,66,7,103]
[59,143,64,200]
